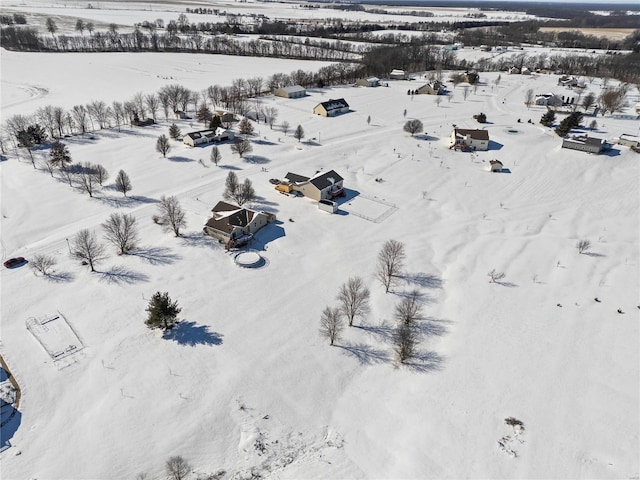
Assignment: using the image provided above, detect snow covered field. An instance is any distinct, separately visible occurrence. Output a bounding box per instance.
[1,32,639,480]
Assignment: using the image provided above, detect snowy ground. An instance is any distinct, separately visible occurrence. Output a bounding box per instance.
[1,46,639,480]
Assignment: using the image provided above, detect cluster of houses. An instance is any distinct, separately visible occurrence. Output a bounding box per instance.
[202,170,345,247]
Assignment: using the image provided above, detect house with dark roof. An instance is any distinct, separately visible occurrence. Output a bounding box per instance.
[183,128,234,147]
[561,135,606,154]
[284,170,344,201]
[450,128,490,151]
[313,99,350,117]
[203,201,275,247]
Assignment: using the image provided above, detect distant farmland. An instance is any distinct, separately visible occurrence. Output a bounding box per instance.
[538,27,636,41]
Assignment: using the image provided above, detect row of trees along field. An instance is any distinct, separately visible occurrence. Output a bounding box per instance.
[0,64,356,154]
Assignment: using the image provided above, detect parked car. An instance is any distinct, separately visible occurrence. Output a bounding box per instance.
[3,257,26,268]
[269,178,280,185]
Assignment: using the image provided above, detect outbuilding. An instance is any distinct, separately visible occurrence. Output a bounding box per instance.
[356,77,380,87]
[274,85,306,98]
[389,69,406,80]
[489,159,503,172]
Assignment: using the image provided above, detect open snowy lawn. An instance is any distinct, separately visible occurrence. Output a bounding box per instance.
[0,52,638,479]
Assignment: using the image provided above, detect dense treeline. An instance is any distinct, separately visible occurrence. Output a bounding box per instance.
[459,22,640,51]
[0,26,359,61]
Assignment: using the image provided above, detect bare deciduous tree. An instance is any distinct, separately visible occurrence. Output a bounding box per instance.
[403,119,423,136]
[319,306,343,346]
[102,212,139,254]
[393,289,423,325]
[394,323,417,364]
[92,163,108,186]
[166,455,191,480]
[337,277,370,326]
[264,106,279,129]
[376,240,406,293]
[72,229,107,272]
[576,239,591,254]
[41,158,55,177]
[114,169,132,196]
[281,120,290,136]
[30,254,57,276]
[60,167,74,187]
[230,138,252,158]
[156,134,171,157]
[488,269,506,283]
[78,162,99,197]
[210,146,221,166]
[222,171,254,206]
[524,88,534,108]
[158,195,186,237]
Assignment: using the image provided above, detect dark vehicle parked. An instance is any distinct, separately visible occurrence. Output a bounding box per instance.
[3,257,26,268]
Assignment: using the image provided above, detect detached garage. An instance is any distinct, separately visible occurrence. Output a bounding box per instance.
[274,85,306,99]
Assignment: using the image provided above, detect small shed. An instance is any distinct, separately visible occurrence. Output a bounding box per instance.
[356,77,380,87]
[618,133,639,147]
[489,160,503,172]
[389,69,406,80]
[274,85,306,99]
[313,99,350,117]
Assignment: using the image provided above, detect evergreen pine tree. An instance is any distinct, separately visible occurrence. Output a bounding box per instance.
[540,110,556,127]
[145,292,181,330]
[168,123,181,140]
[238,117,254,136]
[209,115,222,130]
[49,140,72,169]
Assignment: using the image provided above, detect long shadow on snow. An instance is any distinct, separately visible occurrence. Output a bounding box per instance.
[355,321,395,343]
[404,350,446,373]
[45,271,76,283]
[402,272,443,289]
[98,265,150,285]
[131,246,181,266]
[250,195,279,214]
[163,321,223,347]
[180,232,221,249]
[250,221,285,251]
[337,342,389,365]
[0,408,21,449]
[416,316,452,337]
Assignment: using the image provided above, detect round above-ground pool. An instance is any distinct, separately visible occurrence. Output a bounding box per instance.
[234,251,267,268]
